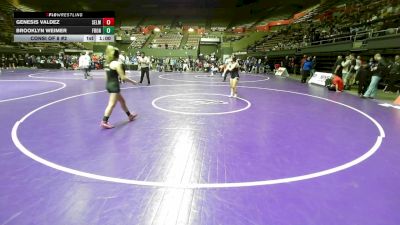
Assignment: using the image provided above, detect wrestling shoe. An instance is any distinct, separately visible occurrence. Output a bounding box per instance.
[128,113,138,121]
[100,121,114,129]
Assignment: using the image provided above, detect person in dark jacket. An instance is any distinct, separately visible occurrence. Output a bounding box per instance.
[384,55,400,93]
[363,53,387,99]
[333,55,343,78]
[0,54,6,69]
[311,56,317,76]
[357,58,370,96]
[300,54,307,75]
[281,56,290,69]
[301,56,313,83]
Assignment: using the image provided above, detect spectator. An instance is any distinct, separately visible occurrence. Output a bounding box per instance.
[8,54,16,69]
[18,54,24,67]
[333,55,343,77]
[281,56,290,69]
[357,58,370,96]
[1,54,6,69]
[345,54,357,89]
[363,53,388,99]
[24,53,30,67]
[311,56,317,76]
[31,54,36,68]
[354,55,362,80]
[301,56,313,83]
[300,55,307,76]
[341,54,352,87]
[79,52,91,80]
[157,58,163,72]
[327,74,344,92]
[183,58,190,72]
[384,55,400,93]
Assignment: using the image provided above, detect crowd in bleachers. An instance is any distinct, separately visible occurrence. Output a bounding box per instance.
[248,0,400,52]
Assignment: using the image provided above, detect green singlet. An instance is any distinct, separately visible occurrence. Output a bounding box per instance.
[105,61,120,93]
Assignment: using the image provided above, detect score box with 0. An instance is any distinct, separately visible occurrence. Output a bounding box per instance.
[102,18,114,26]
[103,26,114,34]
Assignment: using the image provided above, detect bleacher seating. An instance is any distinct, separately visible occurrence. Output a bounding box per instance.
[248,0,400,53]
[186,34,201,49]
[129,33,150,48]
[150,33,183,49]
[224,34,245,42]
[0,1,16,45]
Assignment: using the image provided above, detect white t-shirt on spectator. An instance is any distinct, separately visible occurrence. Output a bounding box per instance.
[79,54,90,69]
[341,59,351,73]
[138,56,150,68]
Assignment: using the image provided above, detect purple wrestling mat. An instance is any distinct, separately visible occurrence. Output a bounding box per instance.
[0,69,399,225]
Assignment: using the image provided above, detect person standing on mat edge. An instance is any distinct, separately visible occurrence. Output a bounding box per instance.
[101,46,138,129]
[79,51,92,80]
[363,53,388,99]
[311,56,317,76]
[222,56,240,98]
[138,52,151,85]
[384,55,400,93]
[356,57,370,97]
[301,56,313,83]
[342,54,356,90]
[300,55,307,78]
[222,56,233,81]
[332,55,343,78]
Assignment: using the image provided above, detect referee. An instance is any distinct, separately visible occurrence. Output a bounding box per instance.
[138,52,151,85]
[79,51,92,80]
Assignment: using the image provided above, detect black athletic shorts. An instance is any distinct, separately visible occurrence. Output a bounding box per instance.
[106,81,120,93]
[231,72,240,79]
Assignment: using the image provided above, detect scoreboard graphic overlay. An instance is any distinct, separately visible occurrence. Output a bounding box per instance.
[14,12,115,42]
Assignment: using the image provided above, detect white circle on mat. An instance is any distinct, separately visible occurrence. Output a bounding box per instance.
[11,84,385,189]
[29,70,139,80]
[0,79,66,103]
[194,75,216,79]
[159,73,270,83]
[152,93,251,115]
